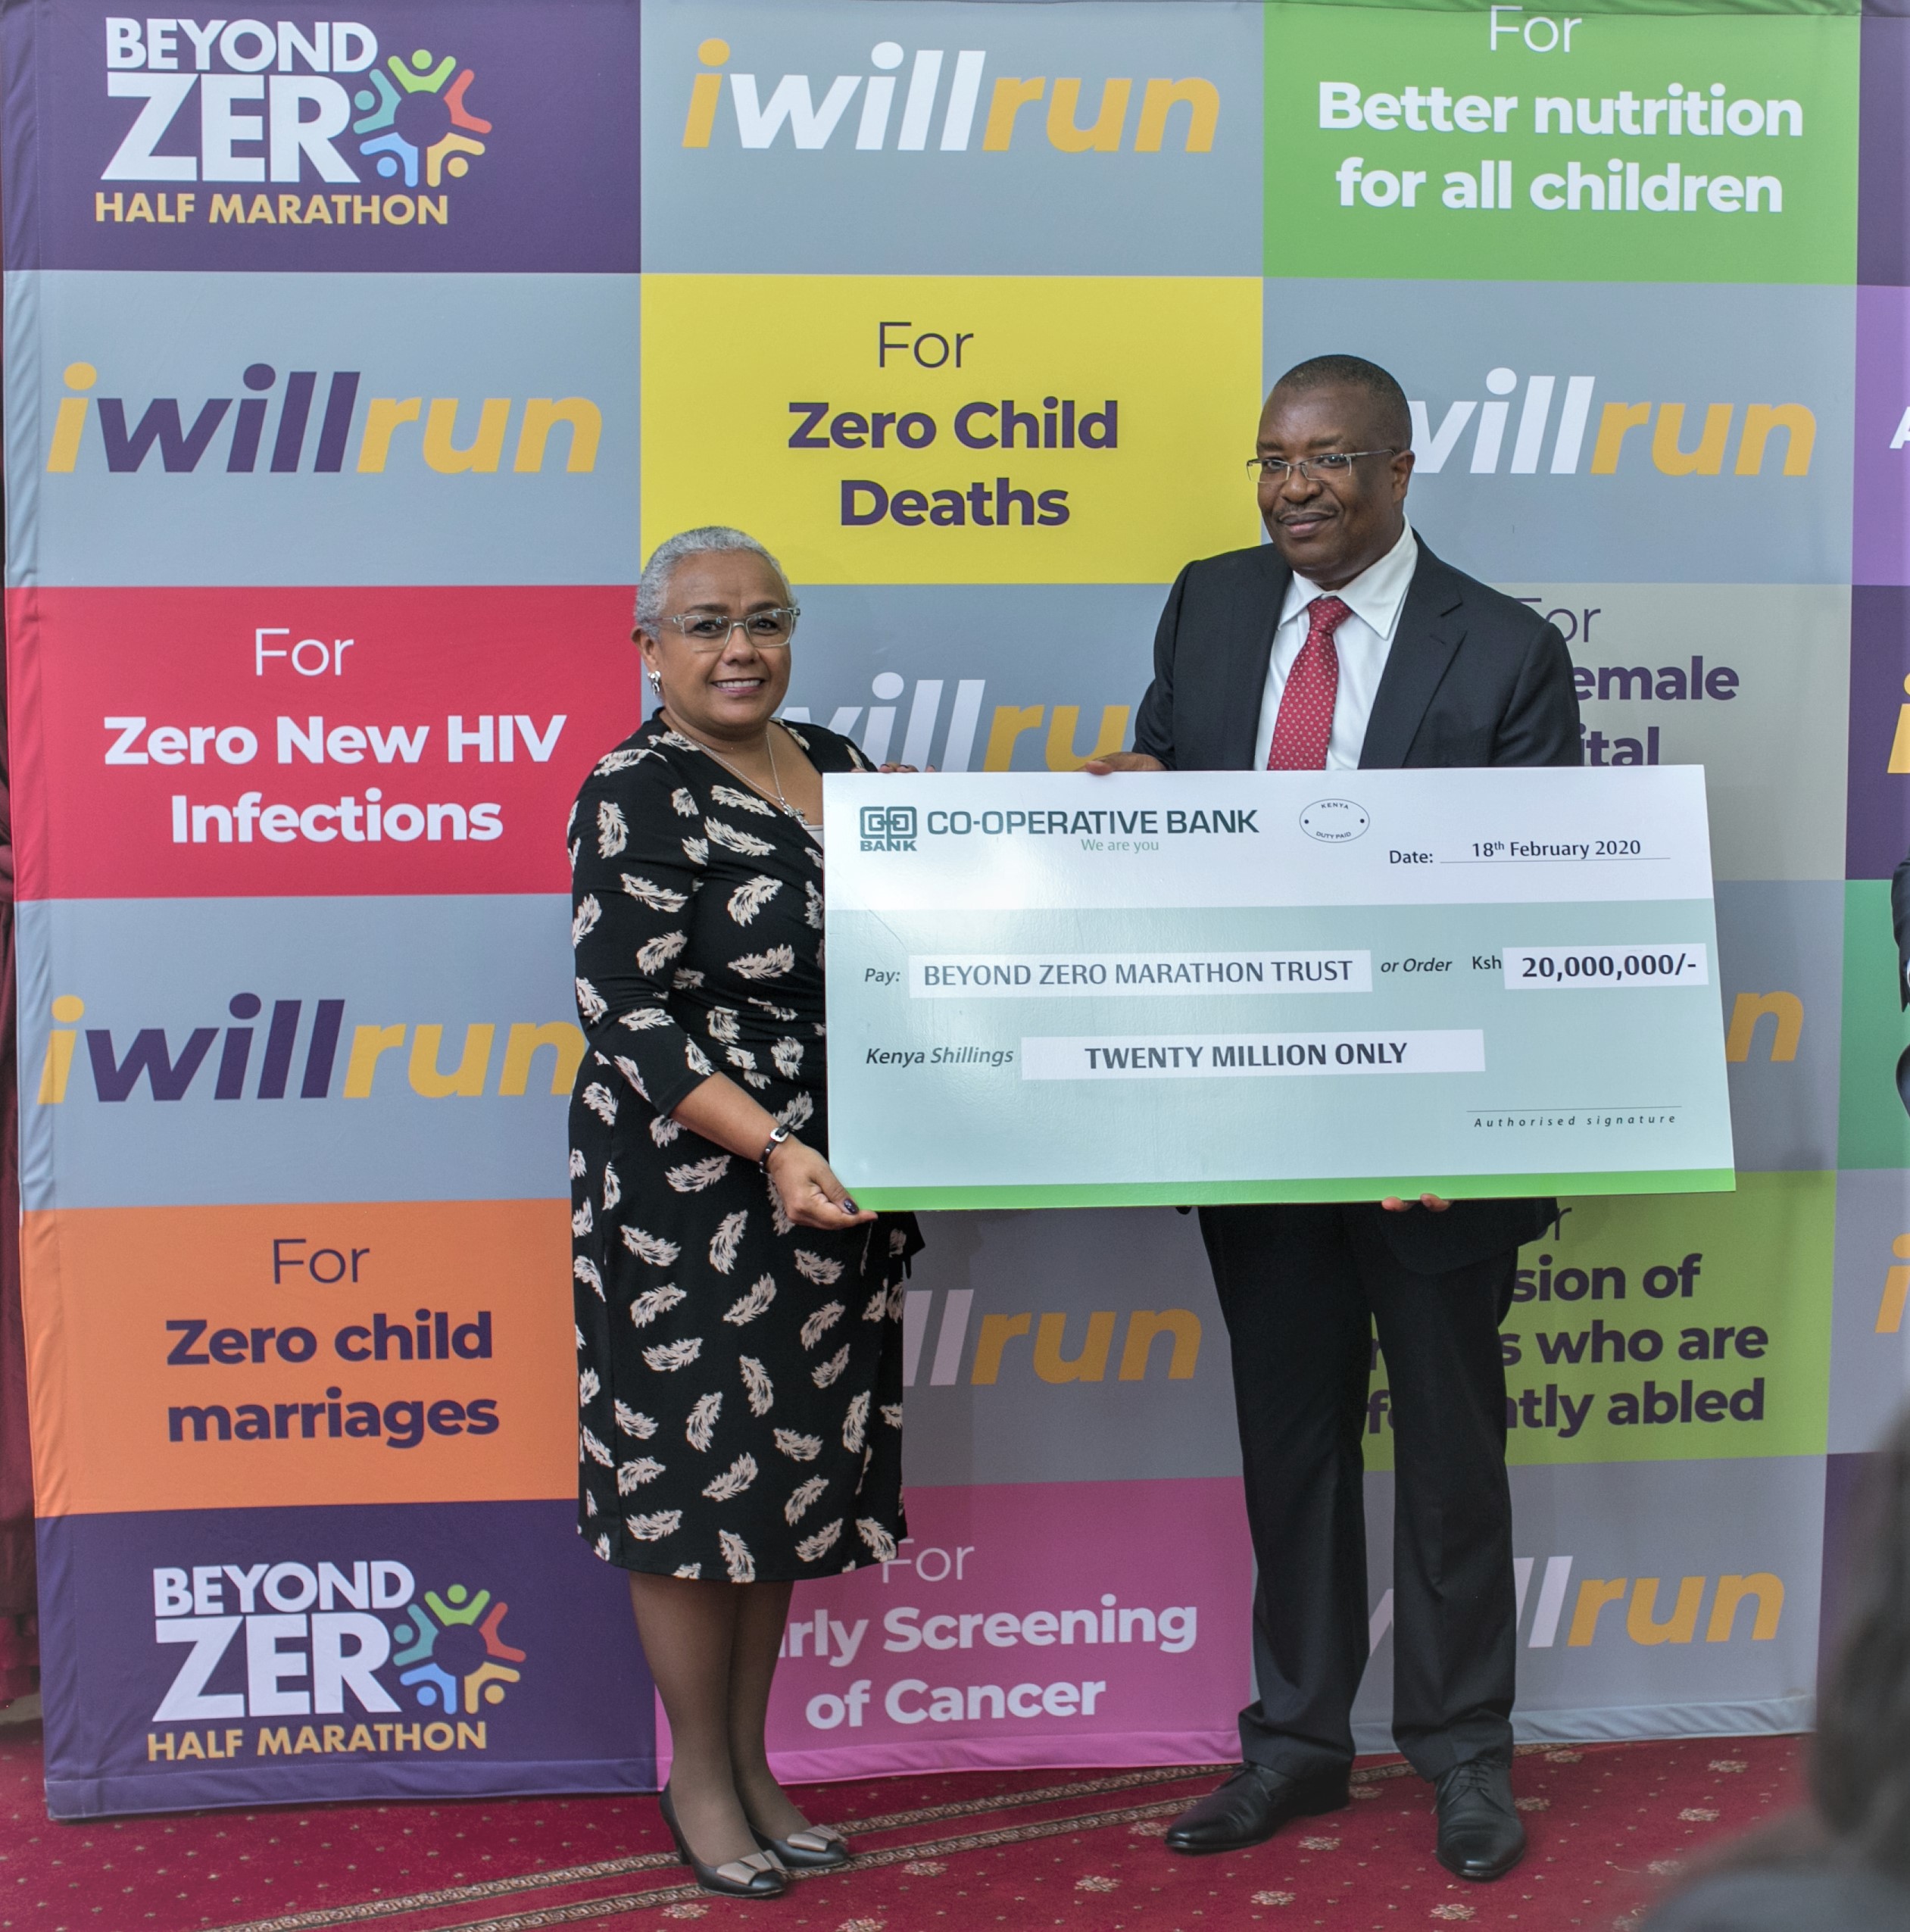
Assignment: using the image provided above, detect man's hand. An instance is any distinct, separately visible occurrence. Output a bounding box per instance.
[1381,1193,1452,1213]
[1082,751,1166,776]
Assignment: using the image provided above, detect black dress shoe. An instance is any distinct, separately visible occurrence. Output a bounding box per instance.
[1164,1763,1351,1856]
[1434,1756,1525,1881]
[658,1787,787,1897]
[751,1821,850,1870]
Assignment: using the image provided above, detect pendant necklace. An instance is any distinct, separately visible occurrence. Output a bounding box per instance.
[671,715,810,826]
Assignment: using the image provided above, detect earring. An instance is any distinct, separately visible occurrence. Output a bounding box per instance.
[646,668,662,694]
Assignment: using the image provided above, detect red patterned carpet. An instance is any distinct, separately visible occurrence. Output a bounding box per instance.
[0,1724,1802,1932]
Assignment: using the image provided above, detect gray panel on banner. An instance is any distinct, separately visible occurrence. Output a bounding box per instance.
[17,895,575,1209]
[1350,1457,1824,1752]
[640,0,1263,276]
[1830,1169,1910,1455]
[1715,881,1845,1173]
[781,583,1163,772]
[5,271,640,587]
[1265,282,1855,585]
[898,1207,1241,1484]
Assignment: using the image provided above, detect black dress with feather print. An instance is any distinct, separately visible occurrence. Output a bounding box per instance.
[566,713,920,1581]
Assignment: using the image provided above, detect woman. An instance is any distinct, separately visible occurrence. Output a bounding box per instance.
[568,526,920,1899]
[1642,1406,1910,1930]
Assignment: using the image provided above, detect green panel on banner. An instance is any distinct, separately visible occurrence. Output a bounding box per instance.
[1837,879,1910,1169]
[1264,3,1859,280]
[1358,1172,1835,1470]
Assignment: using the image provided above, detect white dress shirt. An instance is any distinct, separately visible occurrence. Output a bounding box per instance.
[1251,520,1419,770]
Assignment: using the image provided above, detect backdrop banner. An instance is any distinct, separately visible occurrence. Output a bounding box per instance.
[2,0,1900,1818]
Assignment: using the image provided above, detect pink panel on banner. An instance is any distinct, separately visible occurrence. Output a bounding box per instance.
[9,587,637,900]
[751,1481,1250,1781]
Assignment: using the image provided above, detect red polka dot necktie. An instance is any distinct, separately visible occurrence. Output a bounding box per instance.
[1267,595,1352,771]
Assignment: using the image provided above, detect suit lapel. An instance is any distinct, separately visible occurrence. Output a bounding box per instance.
[1217,545,1290,771]
[1358,545,1465,770]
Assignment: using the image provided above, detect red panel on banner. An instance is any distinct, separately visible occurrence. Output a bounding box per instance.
[9,587,638,900]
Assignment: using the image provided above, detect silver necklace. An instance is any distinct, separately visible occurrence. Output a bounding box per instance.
[670,716,809,824]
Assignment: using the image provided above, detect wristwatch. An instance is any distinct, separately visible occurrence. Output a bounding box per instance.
[760,1123,794,1165]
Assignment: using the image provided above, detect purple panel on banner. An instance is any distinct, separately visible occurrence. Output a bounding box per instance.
[1846,588,1910,881]
[1,0,638,272]
[37,1500,656,1818]
[1855,286,1910,585]
[1862,14,1910,287]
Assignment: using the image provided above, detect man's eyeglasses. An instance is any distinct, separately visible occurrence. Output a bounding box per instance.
[661,607,801,651]
[1245,448,1399,484]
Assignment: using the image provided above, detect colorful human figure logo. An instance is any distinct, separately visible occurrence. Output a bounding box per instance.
[354,48,493,189]
[392,1582,526,1713]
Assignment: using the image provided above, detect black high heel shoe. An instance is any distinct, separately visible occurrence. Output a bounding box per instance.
[751,1821,851,1871]
[657,1786,787,1898]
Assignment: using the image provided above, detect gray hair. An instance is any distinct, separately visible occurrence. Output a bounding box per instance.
[635,526,789,632]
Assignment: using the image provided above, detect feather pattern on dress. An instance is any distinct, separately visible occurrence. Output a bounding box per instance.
[614,1401,657,1438]
[580,1426,612,1467]
[842,1390,869,1453]
[722,1275,776,1325]
[612,1056,649,1099]
[730,944,795,981]
[571,895,601,945]
[703,1453,758,1501]
[620,873,688,913]
[812,1344,850,1388]
[706,1007,741,1044]
[706,818,775,857]
[573,1255,604,1299]
[728,875,782,924]
[795,1519,843,1563]
[800,1301,845,1349]
[857,1518,898,1563]
[739,1355,774,1415]
[785,1476,828,1524]
[775,1428,822,1461]
[572,1198,593,1237]
[603,1160,623,1207]
[620,1226,680,1269]
[617,1457,665,1492]
[711,783,778,818]
[575,978,608,1024]
[708,1210,747,1274]
[648,1114,683,1147]
[685,1391,722,1450]
[719,1529,756,1582]
[598,799,628,857]
[578,1367,600,1403]
[667,1154,732,1193]
[626,1510,682,1541]
[569,1147,587,1178]
[582,1082,616,1125]
[771,1038,804,1078]
[635,929,688,974]
[643,1337,702,1372]
[629,1281,687,1328]
[794,1250,844,1287]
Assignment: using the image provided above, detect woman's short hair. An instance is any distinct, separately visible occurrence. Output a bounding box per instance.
[635,526,789,632]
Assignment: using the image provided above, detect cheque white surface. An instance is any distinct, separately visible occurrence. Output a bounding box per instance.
[823,767,1735,1209]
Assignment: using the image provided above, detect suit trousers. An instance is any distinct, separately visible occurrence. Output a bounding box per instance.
[1198,1202,1518,1784]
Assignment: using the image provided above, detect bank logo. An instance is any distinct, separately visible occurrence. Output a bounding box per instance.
[860,803,918,852]
[392,1580,525,1712]
[1410,369,1815,478]
[683,38,1219,154]
[44,362,600,476]
[352,46,492,189]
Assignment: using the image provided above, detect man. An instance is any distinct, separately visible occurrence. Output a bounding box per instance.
[1088,354,1580,1881]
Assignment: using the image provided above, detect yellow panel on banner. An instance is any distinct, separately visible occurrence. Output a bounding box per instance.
[641,275,1263,583]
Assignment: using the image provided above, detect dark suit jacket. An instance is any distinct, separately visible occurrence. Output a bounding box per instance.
[1893,851,1910,1010]
[1134,535,1583,1274]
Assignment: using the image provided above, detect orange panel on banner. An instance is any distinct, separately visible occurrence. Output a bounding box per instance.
[23,1200,576,1517]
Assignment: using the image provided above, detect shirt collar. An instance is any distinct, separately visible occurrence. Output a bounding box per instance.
[1280,520,1418,642]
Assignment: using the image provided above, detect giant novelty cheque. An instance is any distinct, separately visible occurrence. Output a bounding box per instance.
[827,766,1734,1207]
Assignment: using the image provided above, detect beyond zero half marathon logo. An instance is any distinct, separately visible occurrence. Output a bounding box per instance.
[148,1559,524,1762]
[682,37,1220,156]
[98,17,493,225]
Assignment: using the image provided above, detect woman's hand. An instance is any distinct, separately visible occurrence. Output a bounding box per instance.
[1381,1193,1451,1213]
[766,1138,877,1229]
